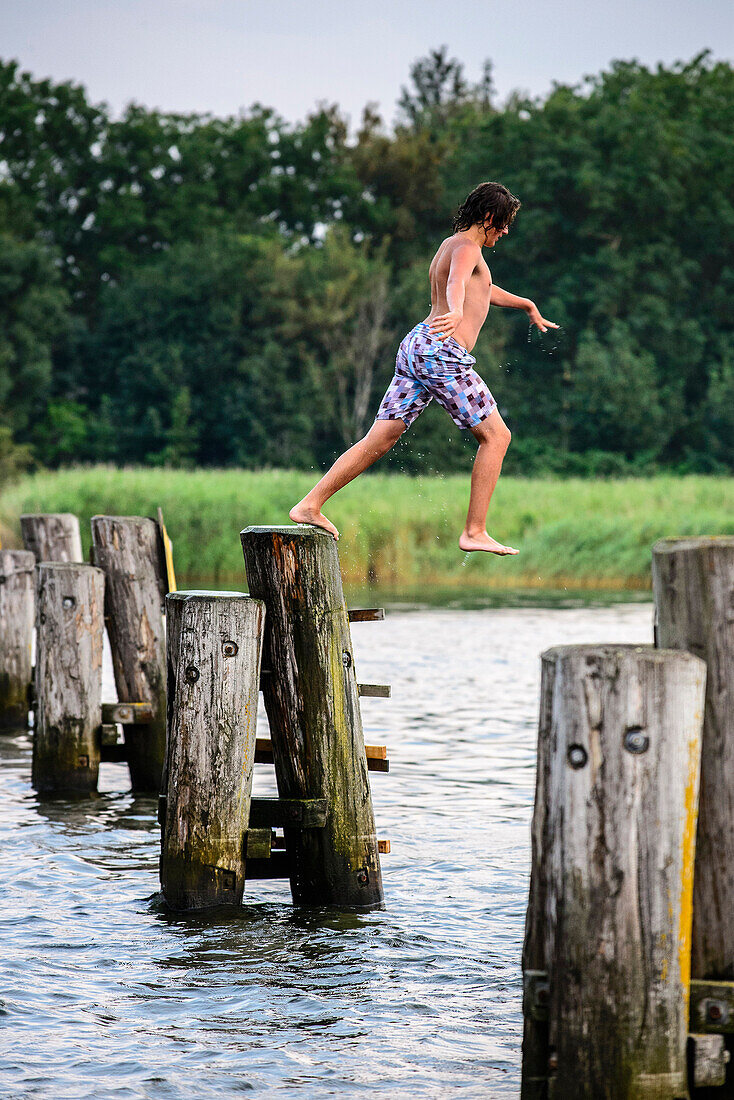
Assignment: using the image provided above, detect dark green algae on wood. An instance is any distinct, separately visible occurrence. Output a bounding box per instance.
[241,525,384,910]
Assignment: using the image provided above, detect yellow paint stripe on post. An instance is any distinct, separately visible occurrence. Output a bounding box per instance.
[679,717,704,1006]
[157,507,177,593]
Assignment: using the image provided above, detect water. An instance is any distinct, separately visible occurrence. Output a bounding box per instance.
[0,600,653,1098]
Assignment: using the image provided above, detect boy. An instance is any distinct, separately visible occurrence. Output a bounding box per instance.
[290,181,558,554]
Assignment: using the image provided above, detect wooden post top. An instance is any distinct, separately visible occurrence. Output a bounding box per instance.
[0,549,36,569]
[20,511,78,521]
[241,524,334,541]
[167,590,261,602]
[37,561,102,573]
[91,514,156,523]
[653,536,734,553]
[541,642,705,665]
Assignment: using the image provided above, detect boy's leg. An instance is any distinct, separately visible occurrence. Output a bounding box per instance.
[458,409,518,555]
[290,418,406,539]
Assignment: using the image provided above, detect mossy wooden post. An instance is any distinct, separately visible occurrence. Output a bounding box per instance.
[653,537,734,982]
[160,591,265,910]
[0,549,35,729]
[522,644,705,1100]
[241,525,384,909]
[90,516,167,792]
[20,513,83,563]
[32,563,105,794]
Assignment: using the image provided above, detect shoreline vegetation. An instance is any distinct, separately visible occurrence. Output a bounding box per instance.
[1,467,732,594]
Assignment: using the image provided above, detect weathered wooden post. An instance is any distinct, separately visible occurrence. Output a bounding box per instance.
[653,537,734,983]
[160,591,265,910]
[0,549,35,729]
[90,516,168,792]
[522,644,705,1100]
[241,525,384,909]
[32,563,105,794]
[20,513,83,563]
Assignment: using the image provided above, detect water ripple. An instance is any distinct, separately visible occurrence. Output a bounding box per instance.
[0,601,652,1098]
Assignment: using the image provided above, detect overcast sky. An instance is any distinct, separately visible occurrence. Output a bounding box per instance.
[2,0,732,129]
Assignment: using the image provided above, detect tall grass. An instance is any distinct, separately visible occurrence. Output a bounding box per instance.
[1,466,732,590]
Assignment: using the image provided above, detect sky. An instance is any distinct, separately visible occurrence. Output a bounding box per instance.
[1,0,732,129]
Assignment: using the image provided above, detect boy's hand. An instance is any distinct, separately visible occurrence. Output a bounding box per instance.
[428,310,462,339]
[526,302,559,333]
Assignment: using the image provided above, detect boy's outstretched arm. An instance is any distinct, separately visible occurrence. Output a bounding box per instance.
[490,284,559,333]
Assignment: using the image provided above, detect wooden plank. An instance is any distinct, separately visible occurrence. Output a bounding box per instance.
[245,829,272,860]
[160,591,264,911]
[358,683,391,698]
[254,736,388,772]
[653,537,734,981]
[689,1033,728,1088]
[101,701,154,725]
[32,563,105,794]
[241,525,384,909]
[248,797,327,830]
[348,608,384,622]
[522,644,705,1099]
[689,979,734,1034]
[99,723,119,746]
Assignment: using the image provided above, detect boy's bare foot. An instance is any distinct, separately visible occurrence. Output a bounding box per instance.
[458,530,519,555]
[289,500,339,540]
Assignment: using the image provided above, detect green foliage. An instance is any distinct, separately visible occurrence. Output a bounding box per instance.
[0,426,32,489]
[0,50,732,474]
[2,467,732,590]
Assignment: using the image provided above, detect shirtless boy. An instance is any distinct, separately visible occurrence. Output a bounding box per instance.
[290,181,558,555]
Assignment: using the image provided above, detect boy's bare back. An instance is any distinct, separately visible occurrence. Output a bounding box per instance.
[425,235,493,352]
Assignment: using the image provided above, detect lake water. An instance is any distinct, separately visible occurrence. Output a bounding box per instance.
[0,598,652,1099]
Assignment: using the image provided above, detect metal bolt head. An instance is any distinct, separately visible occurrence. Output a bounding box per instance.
[184,664,200,684]
[62,595,76,610]
[342,650,352,669]
[357,868,369,886]
[708,1002,724,1022]
[222,640,238,657]
[624,728,650,754]
[567,744,588,769]
[118,706,132,722]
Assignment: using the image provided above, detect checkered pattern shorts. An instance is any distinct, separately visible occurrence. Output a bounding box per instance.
[375,322,497,430]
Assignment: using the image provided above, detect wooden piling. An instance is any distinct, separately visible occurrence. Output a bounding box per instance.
[652,537,734,982]
[241,525,384,909]
[32,563,105,794]
[160,591,265,910]
[20,513,82,563]
[522,644,706,1100]
[0,549,35,729]
[90,516,168,791]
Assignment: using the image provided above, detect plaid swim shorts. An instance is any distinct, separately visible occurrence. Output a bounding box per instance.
[375,322,497,430]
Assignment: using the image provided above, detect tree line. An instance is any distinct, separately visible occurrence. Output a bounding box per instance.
[1,47,732,481]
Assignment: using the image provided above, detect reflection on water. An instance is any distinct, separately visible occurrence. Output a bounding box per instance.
[0,601,652,1098]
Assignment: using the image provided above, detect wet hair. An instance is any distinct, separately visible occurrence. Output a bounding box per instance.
[452,182,521,234]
